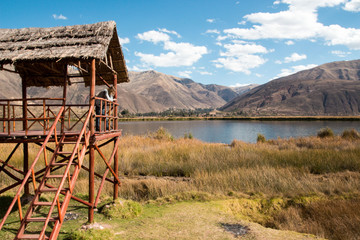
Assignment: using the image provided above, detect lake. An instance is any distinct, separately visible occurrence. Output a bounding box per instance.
[119,120,360,143]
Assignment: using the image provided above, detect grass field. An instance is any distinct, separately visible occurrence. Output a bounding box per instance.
[0,127,360,239]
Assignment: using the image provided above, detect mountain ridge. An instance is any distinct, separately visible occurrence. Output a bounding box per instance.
[221,59,360,116]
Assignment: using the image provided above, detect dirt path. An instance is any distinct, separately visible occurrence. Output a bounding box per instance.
[98,201,325,240]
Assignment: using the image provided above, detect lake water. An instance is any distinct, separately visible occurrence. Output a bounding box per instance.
[119,120,360,143]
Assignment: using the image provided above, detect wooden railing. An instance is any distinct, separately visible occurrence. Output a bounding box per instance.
[94,97,119,132]
[0,98,90,135]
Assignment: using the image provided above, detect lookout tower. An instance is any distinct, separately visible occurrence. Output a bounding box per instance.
[0,21,128,239]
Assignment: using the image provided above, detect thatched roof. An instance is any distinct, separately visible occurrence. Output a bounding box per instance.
[0,21,128,87]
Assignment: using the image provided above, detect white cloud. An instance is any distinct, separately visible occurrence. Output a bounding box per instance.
[205,29,220,34]
[119,37,130,44]
[284,53,307,63]
[178,71,192,78]
[137,30,170,44]
[274,64,318,79]
[128,65,152,72]
[52,14,67,20]
[230,83,253,88]
[220,0,360,49]
[213,42,268,74]
[343,0,360,12]
[199,71,213,75]
[331,50,351,57]
[135,29,208,67]
[207,18,215,23]
[285,40,295,45]
[158,28,181,38]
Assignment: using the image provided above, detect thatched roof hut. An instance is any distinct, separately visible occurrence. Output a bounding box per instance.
[0,21,128,87]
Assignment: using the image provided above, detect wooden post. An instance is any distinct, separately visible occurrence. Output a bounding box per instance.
[61,64,68,135]
[113,74,118,200]
[22,77,29,195]
[88,59,96,223]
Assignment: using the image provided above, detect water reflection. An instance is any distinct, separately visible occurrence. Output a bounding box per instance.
[119,120,360,144]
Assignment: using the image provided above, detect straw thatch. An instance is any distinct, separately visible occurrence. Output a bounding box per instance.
[0,21,128,87]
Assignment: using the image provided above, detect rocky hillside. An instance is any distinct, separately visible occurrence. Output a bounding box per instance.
[221,59,360,116]
[0,68,241,113]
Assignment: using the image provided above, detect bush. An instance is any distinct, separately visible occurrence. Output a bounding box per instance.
[184,132,193,139]
[257,134,266,143]
[317,127,334,138]
[101,199,142,219]
[151,127,174,141]
[65,229,114,240]
[341,129,360,140]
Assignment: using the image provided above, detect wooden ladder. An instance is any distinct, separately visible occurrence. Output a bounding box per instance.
[0,105,94,240]
[15,132,89,240]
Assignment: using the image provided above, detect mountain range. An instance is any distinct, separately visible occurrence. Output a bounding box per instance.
[0,68,250,113]
[1,59,360,116]
[221,59,360,116]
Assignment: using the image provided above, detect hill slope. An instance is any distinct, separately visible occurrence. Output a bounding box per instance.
[221,59,360,116]
[0,68,240,113]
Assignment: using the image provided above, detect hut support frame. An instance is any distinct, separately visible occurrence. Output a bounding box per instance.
[0,59,123,239]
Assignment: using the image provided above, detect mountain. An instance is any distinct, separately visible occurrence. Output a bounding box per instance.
[221,59,360,116]
[121,71,239,112]
[0,68,240,113]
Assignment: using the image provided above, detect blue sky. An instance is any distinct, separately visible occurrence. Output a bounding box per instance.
[1,0,360,87]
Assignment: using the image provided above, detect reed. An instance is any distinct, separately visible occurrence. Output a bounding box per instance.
[1,128,360,239]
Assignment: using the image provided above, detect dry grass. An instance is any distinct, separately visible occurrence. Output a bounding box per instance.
[273,197,360,240]
[1,128,360,239]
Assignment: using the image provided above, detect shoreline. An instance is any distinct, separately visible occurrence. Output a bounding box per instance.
[119,116,360,122]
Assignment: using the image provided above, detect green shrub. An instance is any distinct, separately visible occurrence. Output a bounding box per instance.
[184,132,193,139]
[317,127,334,138]
[151,127,174,141]
[341,129,360,140]
[101,199,142,219]
[257,134,266,143]
[64,229,114,240]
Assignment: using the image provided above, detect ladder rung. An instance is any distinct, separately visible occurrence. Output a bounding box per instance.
[56,151,73,155]
[33,201,53,206]
[46,174,65,178]
[17,234,49,239]
[39,187,58,193]
[25,217,57,222]
[51,162,77,166]
[61,141,79,144]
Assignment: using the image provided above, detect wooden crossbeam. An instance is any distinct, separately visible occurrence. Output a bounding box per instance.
[94,138,121,207]
[0,143,20,174]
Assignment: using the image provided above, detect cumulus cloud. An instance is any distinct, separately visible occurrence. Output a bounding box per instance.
[205,29,220,34]
[52,14,67,20]
[274,64,318,79]
[283,53,307,63]
[285,40,295,45]
[343,0,360,12]
[207,18,215,23]
[178,71,192,78]
[230,83,253,87]
[199,71,213,75]
[331,50,351,57]
[220,0,360,49]
[119,37,130,44]
[135,29,208,67]
[137,30,170,44]
[158,28,181,38]
[213,42,269,74]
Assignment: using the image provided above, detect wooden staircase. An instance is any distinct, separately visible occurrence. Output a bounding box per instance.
[0,105,94,240]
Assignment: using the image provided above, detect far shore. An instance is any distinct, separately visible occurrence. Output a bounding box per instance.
[119,115,360,122]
